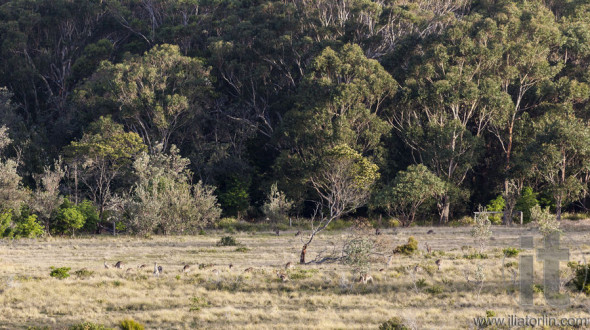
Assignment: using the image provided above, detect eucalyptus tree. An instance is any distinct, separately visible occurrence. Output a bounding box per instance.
[76,44,213,153]
[529,110,590,220]
[389,13,508,223]
[278,43,396,206]
[65,116,146,217]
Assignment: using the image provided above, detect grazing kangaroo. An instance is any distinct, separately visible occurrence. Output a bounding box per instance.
[125,268,133,273]
[285,262,293,270]
[114,261,124,269]
[275,229,280,236]
[427,229,435,234]
[375,228,381,235]
[137,264,147,269]
[182,265,191,273]
[244,267,254,272]
[356,273,373,284]
[228,264,233,269]
[104,261,110,269]
[426,243,432,254]
[295,230,301,237]
[153,262,162,277]
[435,259,442,271]
[276,270,289,282]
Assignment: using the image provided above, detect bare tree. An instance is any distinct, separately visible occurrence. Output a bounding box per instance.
[299,145,378,264]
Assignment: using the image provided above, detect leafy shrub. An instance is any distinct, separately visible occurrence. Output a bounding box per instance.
[217,236,238,246]
[55,207,86,236]
[74,268,95,279]
[262,182,293,224]
[533,284,544,293]
[425,284,444,295]
[379,317,410,330]
[119,319,144,330]
[486,310,496,317]
[12,213,44,238]
[502,247,520,258]
[343,237,373,275]
[463,252,488,259]
[394,236,418,255]
[50,267,71,279]
[217,217,237,229]
[486,195,505,225]
[416,278,428,289]
[531,205,560,237]
[515,187,538,223]
[77,200,100,233]
[0,211,11,237]
[69,322,114,330]
[573,265,590,293]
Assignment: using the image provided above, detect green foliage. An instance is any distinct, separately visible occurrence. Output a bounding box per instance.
[69,322,113,330]
[217,176,250,218]
[234,247,249,253]
[54,206,85,237]
[12,213,44,239]
[77,200,100,233]
[217,236,238,247]
[463,253,488,260]
[0,211,12,237]
[533,284,544,294]
[379,317,410,330]
[531,205,561,237]
[502,248,520,258]
[73,268,94,279]
[394,237,418,255]
[118,319,144,330]
[573,264,590,293]
[515,187,538,223]
[262,183,293,224]
[189,297,210,311]
[486,196,505,225]
[343,237,374,275]
[49,267,71,279]
[374,165,446,226]
[126,146,221,235]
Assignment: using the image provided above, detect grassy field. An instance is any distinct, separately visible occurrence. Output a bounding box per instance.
[2,221,590,329]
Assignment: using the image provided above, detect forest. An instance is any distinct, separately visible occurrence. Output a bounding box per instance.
[0,0,589,237]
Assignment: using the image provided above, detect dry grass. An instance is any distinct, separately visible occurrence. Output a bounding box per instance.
[1,221,590,329]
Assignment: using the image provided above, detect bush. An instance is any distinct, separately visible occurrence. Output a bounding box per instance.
[531,205,560,237]
[69,322,114,330]
[515,187,538,223]
[262,182,293,224]
[573,265,590,293]
[343,237,373,275]
[486,195,505,224]
[0,211,11,237]
[119,319,144,330]
[78,200,100,233]
[502,247,520,258]
[394,237,418,255]
[379,317,410,330]
[217,236,238,246]
[50,266,71,279]
[55,207,85,237]
[12,213,44,238]
[74,268,95,279]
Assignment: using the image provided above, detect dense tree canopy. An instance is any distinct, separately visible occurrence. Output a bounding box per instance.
[0,0,589,233]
